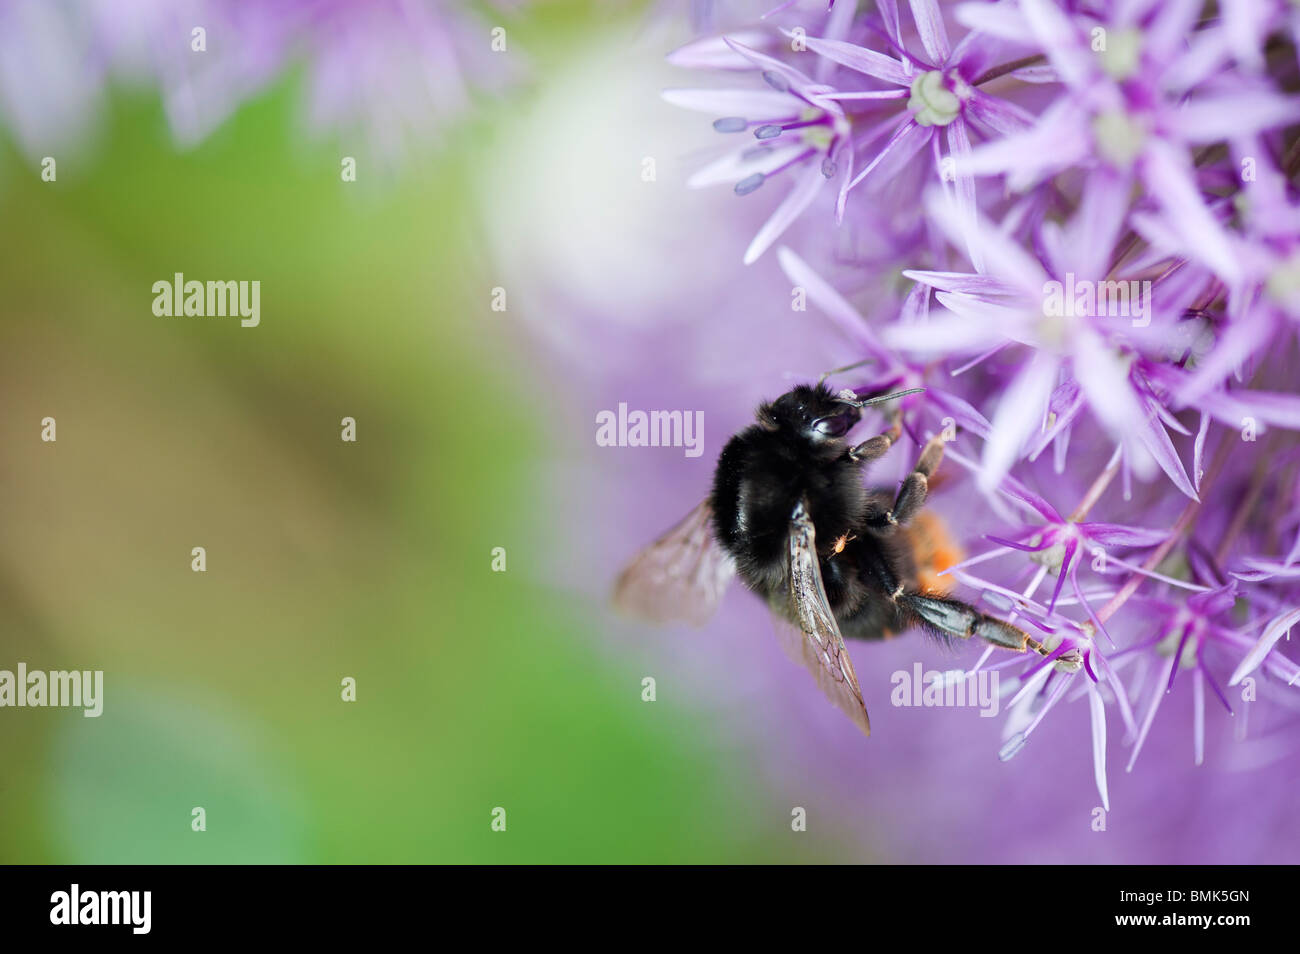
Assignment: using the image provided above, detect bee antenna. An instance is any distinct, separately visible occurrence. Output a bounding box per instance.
[835,386,925,408]
[817,359,875,386]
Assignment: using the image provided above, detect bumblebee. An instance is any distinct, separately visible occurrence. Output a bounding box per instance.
[615,381,1081,735]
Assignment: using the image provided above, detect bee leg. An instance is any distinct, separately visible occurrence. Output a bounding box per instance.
[872,434,945,529]
[898,593,1083,672]
[846,414,902,464]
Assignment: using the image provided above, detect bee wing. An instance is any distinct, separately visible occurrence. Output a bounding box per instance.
[613,499,736,626]
[778,501,872,736]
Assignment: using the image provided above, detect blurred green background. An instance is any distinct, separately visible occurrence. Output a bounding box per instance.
[0,4,855,864]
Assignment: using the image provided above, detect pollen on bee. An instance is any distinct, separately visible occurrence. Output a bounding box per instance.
[913,512,963,595]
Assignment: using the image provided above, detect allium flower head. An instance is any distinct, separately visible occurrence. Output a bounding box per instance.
[651,0,1300,827]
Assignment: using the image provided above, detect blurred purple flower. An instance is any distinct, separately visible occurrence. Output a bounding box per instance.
[0,0,105,156]
[0,0,526,157]
[295,0,525,159]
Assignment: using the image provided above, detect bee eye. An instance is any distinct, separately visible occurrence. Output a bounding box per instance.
[813,415,851,437]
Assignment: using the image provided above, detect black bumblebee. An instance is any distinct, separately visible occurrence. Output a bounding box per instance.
[615,379,1082,735]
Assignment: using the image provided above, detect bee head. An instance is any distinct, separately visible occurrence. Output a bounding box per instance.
[759,384,862,452]
[757,382,926,455]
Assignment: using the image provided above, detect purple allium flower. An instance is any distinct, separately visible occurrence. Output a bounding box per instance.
[890,190,1208,498]
[666,0,1048,263]
[954,0,1298,285]
[665,2,859,262]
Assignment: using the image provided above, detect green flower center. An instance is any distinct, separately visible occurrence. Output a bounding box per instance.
[1100,28,1142,80]
[799,107,834,151]
[1266,251,1300,306]
[1092,110,1146,167]
[908,71,961,127]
